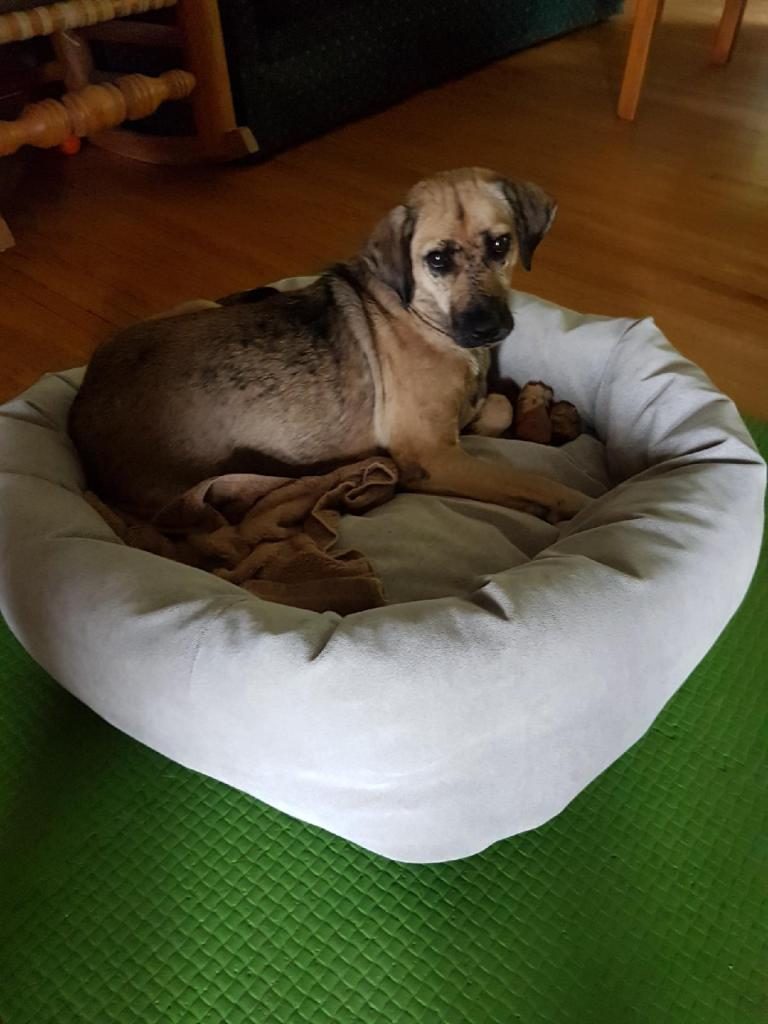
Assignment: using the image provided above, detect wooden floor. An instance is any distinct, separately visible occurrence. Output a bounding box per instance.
[1,0,767,415]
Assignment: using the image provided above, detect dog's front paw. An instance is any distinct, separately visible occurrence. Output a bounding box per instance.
[467,393,514,437]
[546,488,592,524]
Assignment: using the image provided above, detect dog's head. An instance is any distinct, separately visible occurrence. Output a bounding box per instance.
[362,167,556,348]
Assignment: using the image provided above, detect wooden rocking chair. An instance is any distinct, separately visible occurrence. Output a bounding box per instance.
[0,0,257,249]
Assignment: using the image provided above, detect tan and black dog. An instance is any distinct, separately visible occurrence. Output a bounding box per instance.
[70,167,589,521]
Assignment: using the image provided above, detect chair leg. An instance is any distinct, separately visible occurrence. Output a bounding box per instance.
[50,28,94,91]
[712,0,748,64]
[0,211,14,251]
[174,0,257,156]
[618,0,664,121]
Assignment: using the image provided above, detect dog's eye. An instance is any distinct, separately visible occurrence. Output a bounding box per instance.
[425,250,453,273]
[489,234,511,261]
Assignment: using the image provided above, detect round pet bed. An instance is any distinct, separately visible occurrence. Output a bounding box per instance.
[0,289,764,863]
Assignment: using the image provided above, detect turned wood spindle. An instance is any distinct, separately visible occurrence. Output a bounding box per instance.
[0,0,177,45]
[0,70,195,157]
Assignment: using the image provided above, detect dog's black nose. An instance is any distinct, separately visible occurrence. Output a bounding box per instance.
[456,303,514,348]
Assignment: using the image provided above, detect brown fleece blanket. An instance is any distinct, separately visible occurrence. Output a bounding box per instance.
[87,457,399,615]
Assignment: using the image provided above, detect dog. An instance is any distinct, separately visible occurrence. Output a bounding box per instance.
[69,167,589,521]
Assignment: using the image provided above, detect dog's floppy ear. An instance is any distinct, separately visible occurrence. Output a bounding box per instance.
[362,204,416,306]
[498,180,557,271]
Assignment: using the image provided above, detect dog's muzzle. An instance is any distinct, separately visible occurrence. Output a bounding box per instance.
[453,301,514,348]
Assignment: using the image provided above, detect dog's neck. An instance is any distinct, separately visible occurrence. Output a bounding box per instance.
[329,260,461,354]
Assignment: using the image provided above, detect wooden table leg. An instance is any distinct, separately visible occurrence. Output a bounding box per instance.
[618,0,664,121]
[712,0,748,64]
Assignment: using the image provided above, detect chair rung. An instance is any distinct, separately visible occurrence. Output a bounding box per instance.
[80,18,182,47]
[0,0,177,45]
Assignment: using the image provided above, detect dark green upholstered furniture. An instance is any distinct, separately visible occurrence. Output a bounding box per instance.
[219,0,623,156]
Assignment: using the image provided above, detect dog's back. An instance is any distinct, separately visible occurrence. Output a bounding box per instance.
[69,275,378,507]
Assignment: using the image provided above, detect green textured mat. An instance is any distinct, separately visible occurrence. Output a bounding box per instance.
[1,422,765,1024]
